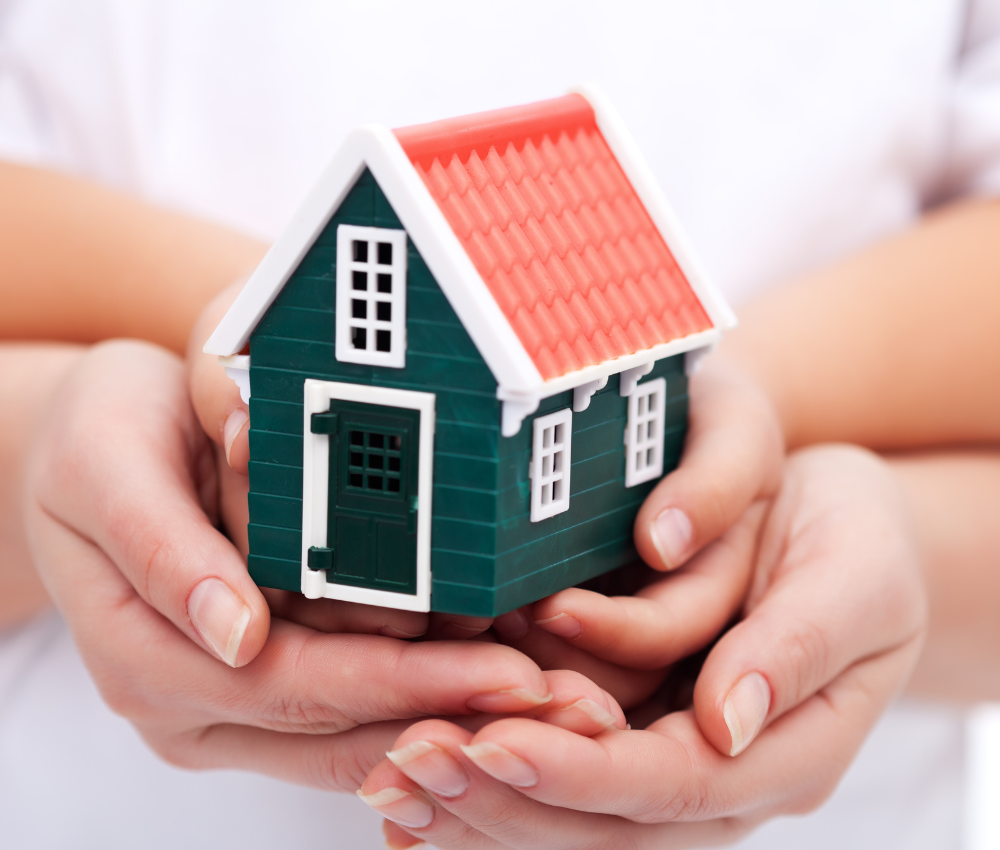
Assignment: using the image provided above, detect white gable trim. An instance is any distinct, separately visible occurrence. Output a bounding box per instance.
[573,85,738,333]
[204,126,543,394]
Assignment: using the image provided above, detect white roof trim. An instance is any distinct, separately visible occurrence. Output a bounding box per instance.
[206,99,734,399]
[204,126,543,394]
[573,85,738,332]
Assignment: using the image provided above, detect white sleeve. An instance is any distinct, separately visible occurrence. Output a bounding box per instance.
[945,0,1000,197]
[0,0,132,184]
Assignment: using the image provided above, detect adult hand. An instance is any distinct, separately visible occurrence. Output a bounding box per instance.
[491,358,783,710]
[23,340,622,788]
[359,445,927,848]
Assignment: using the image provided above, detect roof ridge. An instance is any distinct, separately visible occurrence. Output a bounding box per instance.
[394,94,595,170]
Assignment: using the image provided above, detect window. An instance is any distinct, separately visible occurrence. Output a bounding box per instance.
[624,377,666,487]
[530,408,572,522]
[346,428,404,494]
[336,224,408,368]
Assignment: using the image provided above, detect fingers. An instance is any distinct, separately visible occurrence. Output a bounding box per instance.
[360,719,749,850]
[443,639,920,826]
[147,719,412,792]
[493,608,666,708]
[27,340,270,667]
[531,502,766,669]
[265,589,429,639]
[29,490,582,741]
[693,445,927,756]
[187,281,250,472]
[633,360,783,571]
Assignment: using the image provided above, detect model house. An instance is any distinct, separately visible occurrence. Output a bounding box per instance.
[205,88,734,616]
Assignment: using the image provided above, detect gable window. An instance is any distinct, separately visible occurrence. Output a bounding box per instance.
[530,408,572,522]
[624,377,666,487]
[336,224,408,368]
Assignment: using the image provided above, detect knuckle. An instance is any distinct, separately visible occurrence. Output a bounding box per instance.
[301,739,371,792]
[780,619,832,705]
[635,737,715,823]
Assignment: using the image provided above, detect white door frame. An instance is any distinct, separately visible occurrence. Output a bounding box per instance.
[300,379,435,611]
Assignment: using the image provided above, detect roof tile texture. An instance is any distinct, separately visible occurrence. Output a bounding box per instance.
[395,95,712,381]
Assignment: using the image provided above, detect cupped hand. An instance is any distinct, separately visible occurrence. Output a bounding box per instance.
[23,340,621,788]
[360,445,927,848]
[492,358,783,709]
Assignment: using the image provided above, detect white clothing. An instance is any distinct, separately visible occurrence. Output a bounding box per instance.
[2,0,999,846]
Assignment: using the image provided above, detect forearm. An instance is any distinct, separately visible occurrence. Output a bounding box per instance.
[0,343,86,625]
[722,198,1000,450]
[890,450,1000,702]
[0,162,267,353]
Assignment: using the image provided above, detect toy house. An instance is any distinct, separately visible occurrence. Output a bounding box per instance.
[205,89,734,616]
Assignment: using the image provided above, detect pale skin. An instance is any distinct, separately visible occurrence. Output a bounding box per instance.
[357,198,1000,845]
[0,162,997,846]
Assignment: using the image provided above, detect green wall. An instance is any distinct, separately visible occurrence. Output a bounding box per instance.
[244,168,689,616]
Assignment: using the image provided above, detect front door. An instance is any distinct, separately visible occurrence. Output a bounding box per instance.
[311,399,420,594]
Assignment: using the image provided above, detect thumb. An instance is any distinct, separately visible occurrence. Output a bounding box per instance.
[691,446,926,757]
[29,340,270,667]
[634,360,783,571]
[188,280,250,473]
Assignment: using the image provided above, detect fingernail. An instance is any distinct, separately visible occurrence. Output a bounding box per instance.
[534,611,582,639]
[460,742,539,788]
[187,577,251,667]
[650,507,693,569]
[492,608,530,640]
[357,787,434,829]
[466,688,553,713]
[387,741,469,798]
[378,625,424,639]
[723,671,771,756]
[223,408,249,467]
[545,698,621,731]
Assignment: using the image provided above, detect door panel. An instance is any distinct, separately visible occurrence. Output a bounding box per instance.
[323,399,420,595]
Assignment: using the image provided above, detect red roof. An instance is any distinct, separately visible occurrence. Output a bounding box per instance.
[394,95,713,381]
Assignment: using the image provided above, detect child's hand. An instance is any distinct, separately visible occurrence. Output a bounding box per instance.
[490,359,783,712]
[22,340,623,788]
[359,445,927,848]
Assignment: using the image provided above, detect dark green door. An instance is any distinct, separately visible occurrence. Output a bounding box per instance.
[310,399,420,594]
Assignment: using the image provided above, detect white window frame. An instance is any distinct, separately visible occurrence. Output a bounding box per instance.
[300,379,435,612]
[529,408,572,522]
[624,377,666,488]
[336,224,408,368]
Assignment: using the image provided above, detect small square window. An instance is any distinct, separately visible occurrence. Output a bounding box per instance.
[351,327,366,349]
[388,478,400,493]
[378,242,393,265]
[350,452,363,466]
[377,302,392,321]
[352,299,367,319]
[350,431,364,446]
[530,408,572,522]
[368,475,383,490]
[376,330,392,351]
[352,271,367,290]
[377,273,392,293]
[368,454,384,470]
[388,456,400,471]
[353,240,368,262]
[349,472,363,487]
